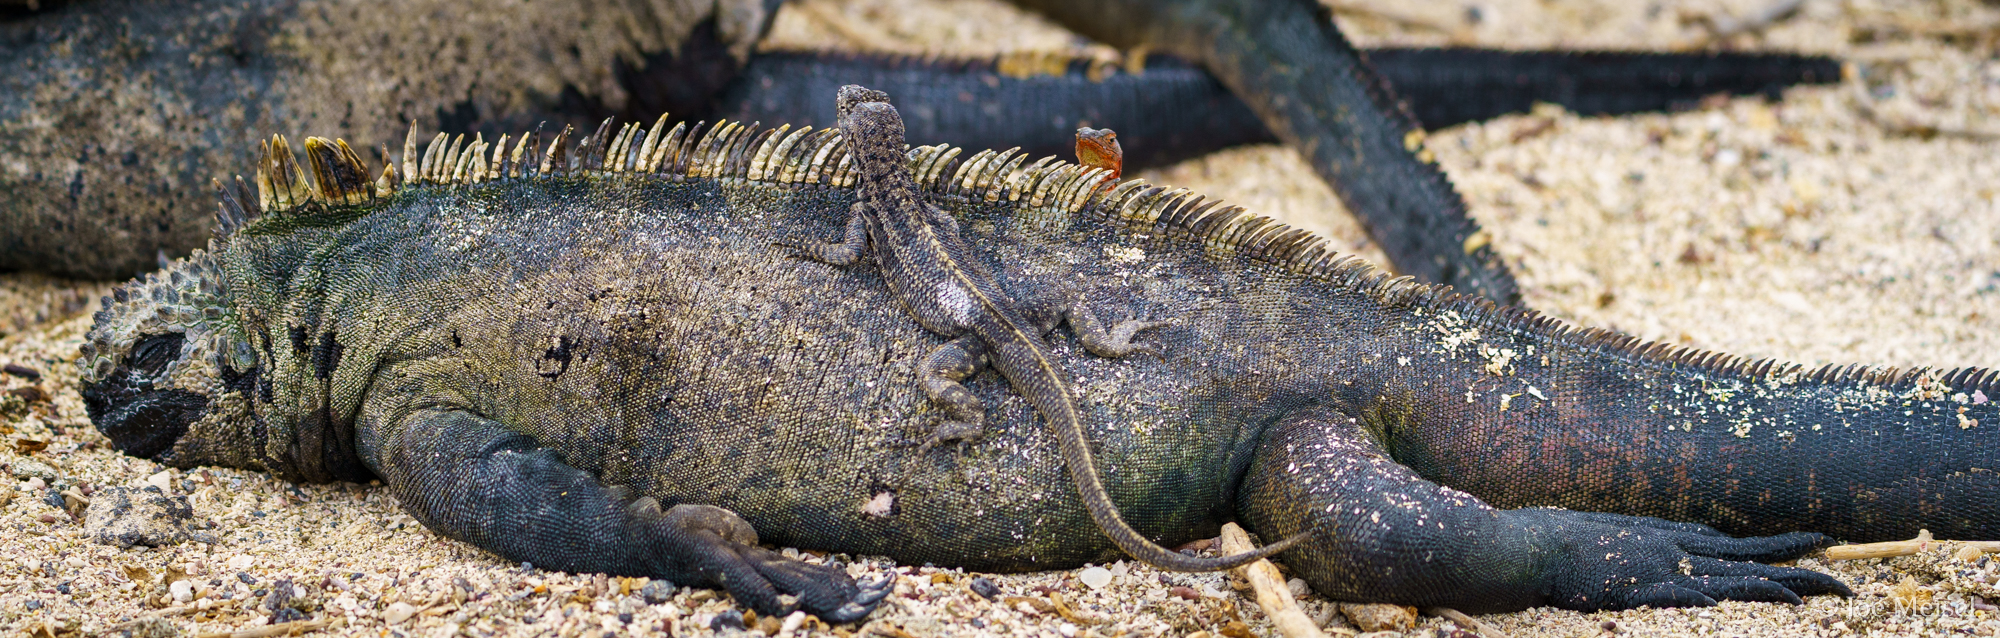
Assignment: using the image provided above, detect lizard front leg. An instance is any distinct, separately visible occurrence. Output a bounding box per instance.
[787,204,871,266]
[378,408,893,622]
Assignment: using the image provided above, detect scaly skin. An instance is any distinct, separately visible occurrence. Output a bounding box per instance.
[789,86,1303,571]
[77,90,2000,621]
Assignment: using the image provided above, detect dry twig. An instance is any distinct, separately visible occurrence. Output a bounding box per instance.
[1425,607,1512,638]
[1825,529,2000,561]
[1218,523,1347,638]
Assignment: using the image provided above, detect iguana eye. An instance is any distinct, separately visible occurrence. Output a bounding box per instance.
[128,333,186,378]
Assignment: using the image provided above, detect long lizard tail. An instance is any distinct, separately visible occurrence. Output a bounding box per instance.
[979,325,1314,572]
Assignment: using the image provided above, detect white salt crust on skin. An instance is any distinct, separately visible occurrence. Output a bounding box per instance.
[5,0,2000,636]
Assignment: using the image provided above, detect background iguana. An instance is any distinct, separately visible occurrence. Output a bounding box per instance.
[0,0,1836,299]
[73,81,1999,625]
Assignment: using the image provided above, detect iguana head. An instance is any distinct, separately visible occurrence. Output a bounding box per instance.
[78,248,266,470]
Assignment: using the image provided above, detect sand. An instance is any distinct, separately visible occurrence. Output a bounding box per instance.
[3,0,1999,636]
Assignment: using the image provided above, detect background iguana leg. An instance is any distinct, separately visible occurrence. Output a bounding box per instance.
[376,408,892,622]
[1008,0,1520,303]
[1236,405,1850,613]
[917,335,990,447]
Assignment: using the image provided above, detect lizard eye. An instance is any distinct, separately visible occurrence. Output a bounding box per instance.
[128,333,186,379]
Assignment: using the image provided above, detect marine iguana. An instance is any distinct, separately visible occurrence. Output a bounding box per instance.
[790,85,1306,571]
[1,0,1836,291]
[78,85,2000,621]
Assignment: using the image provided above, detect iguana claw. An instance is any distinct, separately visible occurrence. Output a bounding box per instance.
[822,573,897,624]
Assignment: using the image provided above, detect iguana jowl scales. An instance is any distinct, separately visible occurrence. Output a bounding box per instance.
[78,85,1999,621]
[794,85,1306,571]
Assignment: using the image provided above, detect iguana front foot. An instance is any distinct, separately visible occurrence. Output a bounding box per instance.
[651,502,896,622]
[378,409,895,623]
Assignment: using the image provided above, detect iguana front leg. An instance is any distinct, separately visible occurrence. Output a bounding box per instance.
[377,408,893,622]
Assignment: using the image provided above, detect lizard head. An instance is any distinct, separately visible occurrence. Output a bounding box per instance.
[78,248,267,470]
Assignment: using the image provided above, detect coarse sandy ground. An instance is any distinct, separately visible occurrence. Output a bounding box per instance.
[4,0,2000,636]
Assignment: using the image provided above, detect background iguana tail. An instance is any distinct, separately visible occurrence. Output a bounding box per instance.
[705,48,1838,175]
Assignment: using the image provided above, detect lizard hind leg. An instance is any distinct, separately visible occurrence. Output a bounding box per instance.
[1032,296,1173,359]
[915,335,990,453]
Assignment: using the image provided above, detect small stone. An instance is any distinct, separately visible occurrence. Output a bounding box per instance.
[639,579,677,604]
[9,458,57,481]
[270,606,306,623]
[145,470,174,493]
[710,609,746,631]
[117,617,183,638]
[83,486,195,548]
[1601,619,1619,632]
[1169,586,1200,600]
[969,576,1001,600]
[1286,577,1311,598]
[1,363,40,381]
[1078,566,1113,590]
[23,476,46,490]
[170,579,194,603]
[237,572,257,585]
[780,611,807,636]
[24,599,41,610]
[382,601,418,624]
[226,555,256,571]
[1059,622,1078,637]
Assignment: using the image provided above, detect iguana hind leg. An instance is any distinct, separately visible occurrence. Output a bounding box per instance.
[1237,405,1849,612]
[378,408,893,622]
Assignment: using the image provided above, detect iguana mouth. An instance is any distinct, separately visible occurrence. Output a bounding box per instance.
[81,369,209,460]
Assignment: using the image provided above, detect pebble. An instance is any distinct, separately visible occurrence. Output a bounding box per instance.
[226,555,256,571]
[9,459,57,481]
[1169,586,1200,600]
[780,611,807,636]
[1059,622,1078,637]
[83,486,196,548]
[1287,578,1311,597]
[145,470,174,493]
[1,363,41,381]
[710,609,746,631]
[1078,566,1113,590]
[170,579,194,603]
[383,601,418,624]
[969,576,1001,600]
[639,578,677,604]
